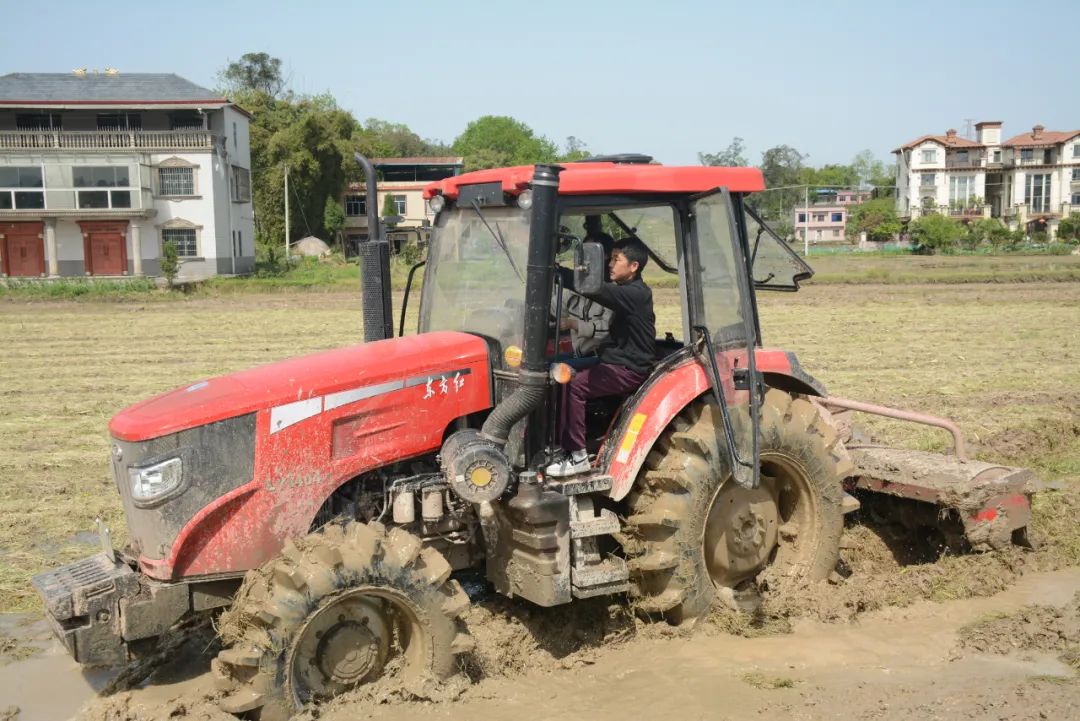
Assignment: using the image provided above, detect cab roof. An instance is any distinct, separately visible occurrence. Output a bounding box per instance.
[422,162,766,200]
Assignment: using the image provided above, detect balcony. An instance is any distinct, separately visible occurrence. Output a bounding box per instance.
[0,129,214,151]
[945,154,985,169]
[0,187,155,217]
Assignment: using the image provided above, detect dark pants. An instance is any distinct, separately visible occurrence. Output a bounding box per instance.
[560,362,647,452]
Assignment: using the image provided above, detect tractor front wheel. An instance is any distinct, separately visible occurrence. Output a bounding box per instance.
[212,522,472,720]
[624,389,850,624]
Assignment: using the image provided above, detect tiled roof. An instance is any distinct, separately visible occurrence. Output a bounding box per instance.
[1002,129,1080,147]
[893,133,982,153]
[0,73,227,104]
[371,157,464,165]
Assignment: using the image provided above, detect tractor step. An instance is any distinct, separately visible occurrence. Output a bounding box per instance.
[547,473,613,496]
[570,507,620,538]
[849,446,1037,551]
[572,558,630,599]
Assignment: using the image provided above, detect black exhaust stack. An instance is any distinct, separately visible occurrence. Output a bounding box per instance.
[355,153,393,342]
[480,164,563,445]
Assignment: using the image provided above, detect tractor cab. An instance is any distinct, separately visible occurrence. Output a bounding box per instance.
[417,158,812,488]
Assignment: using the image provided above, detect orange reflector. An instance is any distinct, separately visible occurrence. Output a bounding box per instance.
[504,345,523,368]
[550,362,575,384]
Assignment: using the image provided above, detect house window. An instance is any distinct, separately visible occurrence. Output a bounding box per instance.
[949,175,975,206]
[96,113,141,130]
[16,113,61,130]
[0,166,45,209]
[161,228,198,257]
[831,212,843,222]
[814,213,825,222]
[1025,173,1051,213]
[797,212,806,223]
[956,151,969,164]
[832,228,841,238]
[921,149,937,163]
[993,150,1002,163]
[1072,193,1080,205]
[1074,144,1080,158]
[1073,168,1080,181]
[1044,149,1053,164]
[345,195,366,216]
[1021,148,1034,161]
[158,166,195,196]
[921,173,936,187]
[231,166,251,202]
[393,194,407,215]
[233,122,238,150]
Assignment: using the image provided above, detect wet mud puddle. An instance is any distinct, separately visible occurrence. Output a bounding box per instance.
[4,567,1080,721]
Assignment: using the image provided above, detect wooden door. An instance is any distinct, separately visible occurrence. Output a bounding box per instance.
[1,222,45,277]
[89,233,125,275]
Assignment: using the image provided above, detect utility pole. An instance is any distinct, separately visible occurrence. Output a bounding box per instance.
[284,163,290,263]
[803,184,810,256]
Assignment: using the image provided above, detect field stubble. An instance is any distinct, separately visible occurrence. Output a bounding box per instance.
[0,281,1079,616]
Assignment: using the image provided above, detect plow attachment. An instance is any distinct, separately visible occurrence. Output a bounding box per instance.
[824,397,1037,552]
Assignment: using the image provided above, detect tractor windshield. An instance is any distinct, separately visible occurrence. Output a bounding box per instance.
[418,205,530,350]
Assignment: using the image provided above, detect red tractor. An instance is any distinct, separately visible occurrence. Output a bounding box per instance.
[33,156,1036,719]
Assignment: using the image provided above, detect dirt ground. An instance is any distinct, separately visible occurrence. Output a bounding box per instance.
[1,278,1079,719]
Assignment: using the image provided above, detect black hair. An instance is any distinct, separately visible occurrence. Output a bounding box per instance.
[613,238,649,275]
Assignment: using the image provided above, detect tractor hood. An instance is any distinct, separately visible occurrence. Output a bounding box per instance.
[109,331,491,442]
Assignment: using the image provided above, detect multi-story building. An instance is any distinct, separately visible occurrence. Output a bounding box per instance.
[342,156,463,253]
[793,189,871,244]
[0,71,254,279]
[894,122,1080,238]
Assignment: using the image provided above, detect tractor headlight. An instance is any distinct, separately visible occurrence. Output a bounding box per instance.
[428,194,445,213]
[129,457,183,502]
[517,189,533,209]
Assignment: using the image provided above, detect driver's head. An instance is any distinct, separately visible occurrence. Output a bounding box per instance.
[610,238,648,283]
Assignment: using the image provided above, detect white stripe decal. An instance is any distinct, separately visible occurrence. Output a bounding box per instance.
[270,397,322,434]
[324,380,404,411]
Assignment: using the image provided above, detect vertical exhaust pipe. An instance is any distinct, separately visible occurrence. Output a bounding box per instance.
[481,164,563,445]
[355,153,393,342]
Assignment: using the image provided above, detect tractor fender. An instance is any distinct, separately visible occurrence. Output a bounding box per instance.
[600,348,823,501]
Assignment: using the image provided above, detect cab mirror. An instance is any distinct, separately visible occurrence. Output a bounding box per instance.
[575,241,606,294]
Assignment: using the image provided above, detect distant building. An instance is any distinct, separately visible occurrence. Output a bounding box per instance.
[793,189,871,244]
[342,156,463,254]
[0,71,254,279]
[893,122,1080,239]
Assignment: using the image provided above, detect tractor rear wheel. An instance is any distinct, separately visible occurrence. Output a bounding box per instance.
[624,389,850,624]
[212,522,472,720]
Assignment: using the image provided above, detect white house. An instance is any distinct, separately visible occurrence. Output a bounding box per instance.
[0,71,254,279]
[894,122,1080,239]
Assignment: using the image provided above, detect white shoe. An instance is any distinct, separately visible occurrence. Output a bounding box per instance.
[545,451,590,477]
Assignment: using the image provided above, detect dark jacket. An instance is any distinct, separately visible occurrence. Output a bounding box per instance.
[585,277,656,375]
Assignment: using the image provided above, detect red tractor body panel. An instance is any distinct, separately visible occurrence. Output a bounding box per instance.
[602,348,803,500]
[424,163,766,200]
[113,331,494,580]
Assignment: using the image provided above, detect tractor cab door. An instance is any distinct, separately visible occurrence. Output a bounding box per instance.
[686,188,762,489]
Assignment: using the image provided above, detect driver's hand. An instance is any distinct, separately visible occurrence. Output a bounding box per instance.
[560,317,579,332]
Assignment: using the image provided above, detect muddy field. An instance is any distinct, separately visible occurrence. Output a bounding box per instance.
[1,278,1079,719]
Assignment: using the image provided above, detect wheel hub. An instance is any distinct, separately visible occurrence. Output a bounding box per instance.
[704,482,779,586]
[290,596,391,700]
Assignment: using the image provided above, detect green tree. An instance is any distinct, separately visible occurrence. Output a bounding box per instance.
[964,217,1010,250]
[846,198,901,243]
[699,137,748,167]
[560,136,591,162]
[323,195,346,249]
[382,193,398,219]
[358,118,449,158]
[159,240,180,287]
[218,52,285,97]
[1057,213,1080,244]
[909,214,964,253]
[452,116,558,171]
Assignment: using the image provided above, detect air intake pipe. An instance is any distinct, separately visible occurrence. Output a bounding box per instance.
[481,164,563,445]
[355,152,393,342]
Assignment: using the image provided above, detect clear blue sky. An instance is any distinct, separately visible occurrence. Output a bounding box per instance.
[2,0,1077,167]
